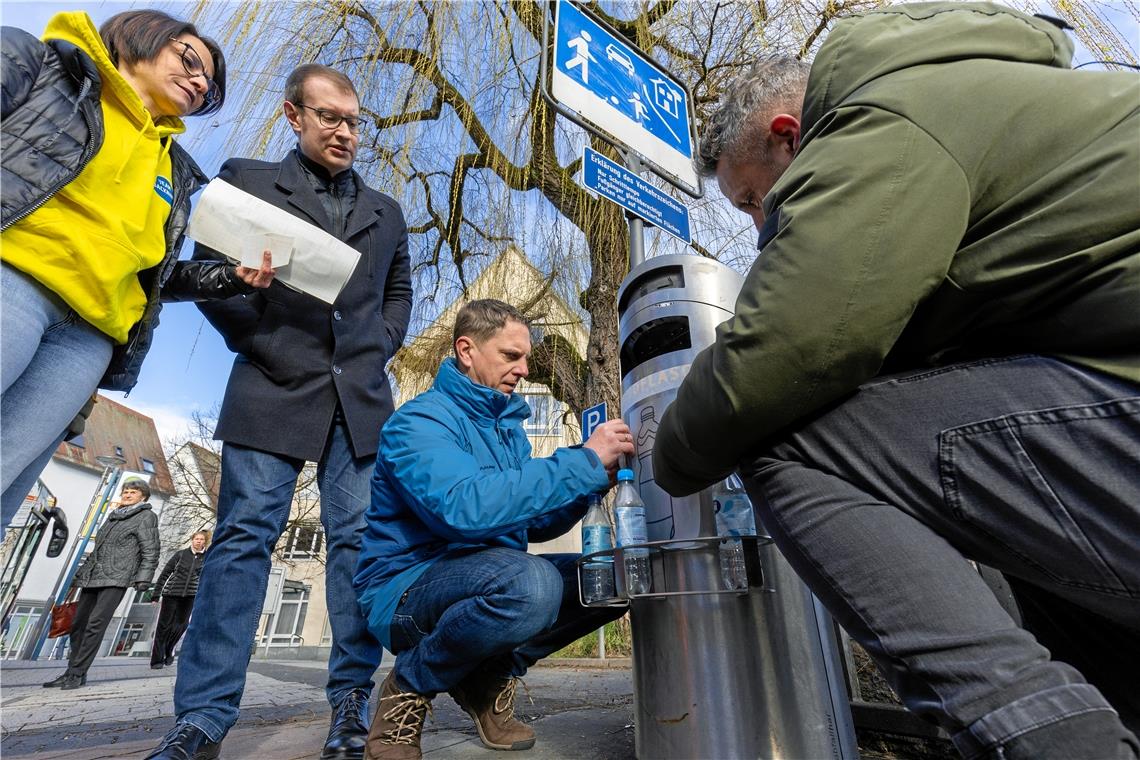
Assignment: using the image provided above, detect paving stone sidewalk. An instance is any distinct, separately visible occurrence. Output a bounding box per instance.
[0,657,636,759]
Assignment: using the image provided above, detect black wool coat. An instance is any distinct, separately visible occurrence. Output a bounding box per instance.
[194,150,413,461]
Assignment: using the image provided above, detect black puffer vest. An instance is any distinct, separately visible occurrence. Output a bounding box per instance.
[1,26,210,392]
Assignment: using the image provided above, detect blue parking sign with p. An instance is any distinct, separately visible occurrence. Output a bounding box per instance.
[581,402,607,444]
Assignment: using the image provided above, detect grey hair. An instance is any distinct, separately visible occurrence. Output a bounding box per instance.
[696,57,811,176]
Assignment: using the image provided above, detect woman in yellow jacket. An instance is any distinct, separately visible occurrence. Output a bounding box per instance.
[0,10,273,530]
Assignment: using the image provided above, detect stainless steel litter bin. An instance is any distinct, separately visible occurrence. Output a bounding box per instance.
[618,254,857,759]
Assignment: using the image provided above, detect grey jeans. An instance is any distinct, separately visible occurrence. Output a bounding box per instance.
[741,355,1139,759]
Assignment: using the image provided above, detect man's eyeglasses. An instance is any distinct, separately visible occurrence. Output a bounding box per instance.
[168,37,220,113]
[292,103,367,134]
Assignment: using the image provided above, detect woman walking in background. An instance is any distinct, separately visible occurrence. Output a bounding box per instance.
[150,529,209,669]
[42,479,159,690]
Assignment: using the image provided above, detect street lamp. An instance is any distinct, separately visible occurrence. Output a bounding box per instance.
[22,455,125,660]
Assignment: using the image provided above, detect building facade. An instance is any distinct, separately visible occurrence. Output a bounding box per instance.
[0,396,172,660]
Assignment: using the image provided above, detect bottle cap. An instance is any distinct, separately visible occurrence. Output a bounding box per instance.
[617,468,634,481]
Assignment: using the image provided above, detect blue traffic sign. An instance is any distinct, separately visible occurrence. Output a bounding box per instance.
[552,1,697,192]
[583,148,691,244]
[581,401,607,444]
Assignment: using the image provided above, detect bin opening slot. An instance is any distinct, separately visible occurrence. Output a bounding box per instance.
[621,316,691,378]
[618,266,685,314]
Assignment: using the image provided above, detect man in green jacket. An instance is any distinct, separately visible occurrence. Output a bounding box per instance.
[653,3,1138,758]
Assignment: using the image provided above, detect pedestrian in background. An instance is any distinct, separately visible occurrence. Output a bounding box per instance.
[0,9,275,532]
[42,479,159,690]
[150,530,209,669]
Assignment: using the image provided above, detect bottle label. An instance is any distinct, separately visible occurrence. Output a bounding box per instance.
[581,524,613,561]
[615,507,648,547]
[714,494,757,538]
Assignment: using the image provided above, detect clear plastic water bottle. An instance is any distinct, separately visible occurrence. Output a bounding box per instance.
[614,469,651,596]
[713,473,756,591]
[580,494,615,604]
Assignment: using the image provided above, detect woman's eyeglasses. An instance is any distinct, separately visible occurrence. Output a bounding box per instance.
[168,37,220,113]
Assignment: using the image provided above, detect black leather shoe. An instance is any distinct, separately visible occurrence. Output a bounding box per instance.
[144,723,221,760]
[165,655,175,666]
[151,663,165,669]
[43,672,85,688]
[42,673,69,688]
[321,688,369,760]
[60,674,85,690]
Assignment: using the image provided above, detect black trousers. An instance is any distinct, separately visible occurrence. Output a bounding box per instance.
[67,586,126,677]
[151,595,195,666]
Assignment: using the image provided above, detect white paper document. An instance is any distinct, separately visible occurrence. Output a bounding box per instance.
[185,179,360,304]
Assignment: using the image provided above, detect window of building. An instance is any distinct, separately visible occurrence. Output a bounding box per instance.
[260,582,310,649]
[282,522,324,559]
[141,458,156,474]
[522,393,564,437]
[1,604,44,660]
[111,623,144,656]
[114,446,124,457]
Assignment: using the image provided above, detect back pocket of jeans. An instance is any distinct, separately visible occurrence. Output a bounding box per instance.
[939,397,1140,595]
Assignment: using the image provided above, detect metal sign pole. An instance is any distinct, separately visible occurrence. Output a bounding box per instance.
[625,153,646,269]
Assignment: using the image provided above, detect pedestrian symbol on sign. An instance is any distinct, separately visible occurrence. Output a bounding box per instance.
[629,91,648,122]
[566,30,595,84]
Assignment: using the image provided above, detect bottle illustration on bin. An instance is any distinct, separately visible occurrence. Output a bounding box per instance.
[713,473,757,591]
[580,494,616,604]
[614,468,652,596]
[635,405,677,539]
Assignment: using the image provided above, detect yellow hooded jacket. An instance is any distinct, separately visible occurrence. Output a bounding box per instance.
[2,12,186,344]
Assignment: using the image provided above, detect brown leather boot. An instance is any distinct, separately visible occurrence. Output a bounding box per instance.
[449,674,535,751]
[365,671,432,760]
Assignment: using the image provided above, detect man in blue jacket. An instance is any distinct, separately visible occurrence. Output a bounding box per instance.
[355,299,633,760]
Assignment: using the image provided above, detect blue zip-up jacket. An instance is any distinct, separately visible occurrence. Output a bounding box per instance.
[354,358,610,650]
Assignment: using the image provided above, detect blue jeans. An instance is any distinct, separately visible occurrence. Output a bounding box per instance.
[1,264,111,532]
[741,356,1139,759]
[388,548,625,695]
[173,421,381,740]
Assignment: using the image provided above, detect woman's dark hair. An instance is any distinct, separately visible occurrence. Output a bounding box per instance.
[99,10,226,116]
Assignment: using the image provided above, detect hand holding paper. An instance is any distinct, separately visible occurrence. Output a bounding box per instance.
[186,179,361,304]
[235,250,277,289]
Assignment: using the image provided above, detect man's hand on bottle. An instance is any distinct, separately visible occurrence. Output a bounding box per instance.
[584,419,635,482]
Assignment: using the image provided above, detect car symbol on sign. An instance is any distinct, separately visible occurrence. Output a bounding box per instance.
[605,44,635,78]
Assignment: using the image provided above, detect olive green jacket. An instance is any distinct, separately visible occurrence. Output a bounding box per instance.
[655,2,1140,495]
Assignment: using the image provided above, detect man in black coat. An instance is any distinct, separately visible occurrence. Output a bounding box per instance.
[149,530,208,669]
[43,478,159,691]
[147,64,413,760]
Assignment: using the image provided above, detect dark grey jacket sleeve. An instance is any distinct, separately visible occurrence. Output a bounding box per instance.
[381,210,413,349]
[132,511,161,586]
[1,26,41,119]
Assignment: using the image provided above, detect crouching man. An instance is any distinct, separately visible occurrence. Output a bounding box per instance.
[354,299,632,759]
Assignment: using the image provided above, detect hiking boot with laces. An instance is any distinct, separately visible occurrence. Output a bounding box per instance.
[449,673,535,751]
[365,670,432,760]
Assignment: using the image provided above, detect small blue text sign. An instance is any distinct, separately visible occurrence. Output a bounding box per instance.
[583,148,691,244]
